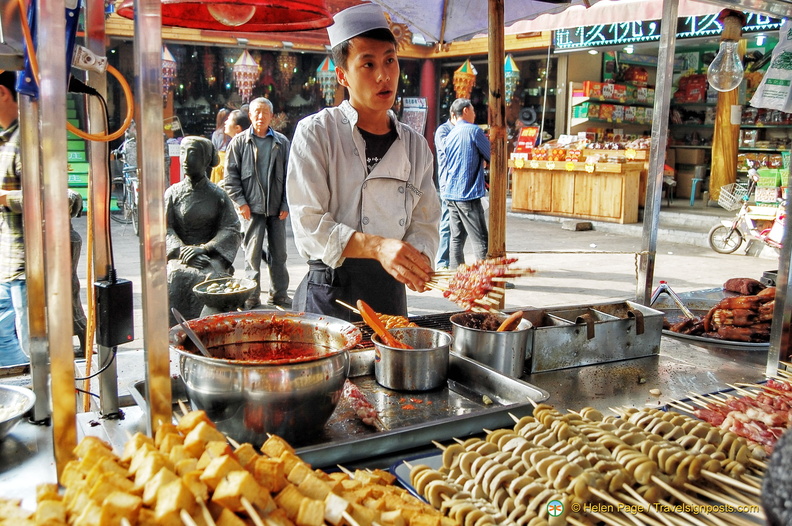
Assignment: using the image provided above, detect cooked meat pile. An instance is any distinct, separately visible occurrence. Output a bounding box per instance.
[455,312,501,331]
[666,278,775,342]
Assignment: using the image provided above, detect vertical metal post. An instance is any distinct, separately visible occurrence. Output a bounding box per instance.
[487,0,506,260]
[767,168,792,376]
[636,0,678,304]
[38,0,76,477]
[19,98,49,422]
[133,0,171,434]
[85,0,119,415]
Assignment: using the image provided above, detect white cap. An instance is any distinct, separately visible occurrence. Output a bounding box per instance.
[327,3,391,49]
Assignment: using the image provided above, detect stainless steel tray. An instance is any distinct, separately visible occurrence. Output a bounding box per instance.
[130,350,548,469]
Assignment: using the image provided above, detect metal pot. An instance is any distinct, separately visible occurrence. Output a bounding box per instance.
[450,312,532,377]
[372,327,451,391]
[169,311,361,446]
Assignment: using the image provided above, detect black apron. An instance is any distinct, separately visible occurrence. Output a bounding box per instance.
[293,258,407,321]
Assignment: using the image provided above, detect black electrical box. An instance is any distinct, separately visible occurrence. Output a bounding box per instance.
[95,279,134,347]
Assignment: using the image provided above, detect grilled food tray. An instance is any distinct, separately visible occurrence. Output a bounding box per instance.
[130,350,548,469]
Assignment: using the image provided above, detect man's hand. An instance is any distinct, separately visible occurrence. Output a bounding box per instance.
[279,210,289,220]
[0,190,8,207]
[376,239,434,292]
[238,204,251,221]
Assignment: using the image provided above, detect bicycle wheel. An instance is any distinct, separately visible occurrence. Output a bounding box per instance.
[122,181,138,234]
[708,224,743,254]
[110,181,133,225]
[130,185,139,236]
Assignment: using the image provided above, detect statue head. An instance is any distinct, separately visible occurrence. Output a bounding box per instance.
[180,136,219,180]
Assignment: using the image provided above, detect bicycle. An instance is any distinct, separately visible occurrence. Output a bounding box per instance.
[110,140,139,235]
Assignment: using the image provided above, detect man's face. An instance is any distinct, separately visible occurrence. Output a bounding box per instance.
[460,105,475,124]
[224,115,240,137]
[336,37,399,115]
[250,103,273,136]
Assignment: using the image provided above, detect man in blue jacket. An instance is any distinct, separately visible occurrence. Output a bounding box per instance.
[224,97,291,308]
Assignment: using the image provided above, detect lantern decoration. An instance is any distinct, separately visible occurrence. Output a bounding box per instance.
[233,50,260,102]
[504,54,520,105]
[279,51,297,86]
[161,46,177,103]
[453,59,477,100]
[316,56,337,106]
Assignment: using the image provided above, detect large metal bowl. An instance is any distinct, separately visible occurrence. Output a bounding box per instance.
[169,311,361,446]
[0,385,35,440]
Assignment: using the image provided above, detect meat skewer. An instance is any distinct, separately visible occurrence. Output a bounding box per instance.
[429,257,535,311]
[342,379,386,430]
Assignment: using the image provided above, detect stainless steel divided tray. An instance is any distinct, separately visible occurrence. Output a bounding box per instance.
[130,350,548,469]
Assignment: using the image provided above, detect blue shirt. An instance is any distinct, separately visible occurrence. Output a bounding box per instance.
[441,121,490,201]
[434,119,454,193]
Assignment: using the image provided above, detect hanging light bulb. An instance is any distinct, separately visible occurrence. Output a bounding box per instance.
[707,10,746,93]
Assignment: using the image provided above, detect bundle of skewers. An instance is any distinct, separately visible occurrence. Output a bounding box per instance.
[0,401,448,526]
[409,400,767,525]
[428,257,535,312]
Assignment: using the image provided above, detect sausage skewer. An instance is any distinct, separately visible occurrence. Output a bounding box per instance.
[357,299,411,349]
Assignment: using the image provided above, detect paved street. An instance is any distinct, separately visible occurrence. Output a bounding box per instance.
[70,201,778,351]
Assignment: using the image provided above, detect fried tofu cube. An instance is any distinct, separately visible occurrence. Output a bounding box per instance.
[35,483,61,503]
[279,451,308,476]
[261,435,295,458]
[340,479,363,492]
[72,499,102,526]
[177,409,213,435]
[175,457,199,477]
[268,508,297,526]
[134,451,170,489]
[196,440,234,470]
[380,509,406,526]
[154,479,197,526]
[349,503,378,526]
[73,436,114,459]
[121,432,155,462]
[295,497,324,526]
[408,515,441,526]
[154,423,180,448]
[370,468,396,485]
[88,471,137,503]
[34,499,66,525]
[274,484,305,519]
[233,442,260,469]
[297,474,331,501]
[199,455,244,490]
[85,456,130,488]
[287,462,314,486]
[128,442,158,474]
[215,508,248,526]
[78,443,118,475]
[324,492,350,526]
[63,480,89,509]
[60,461,85,487]
[158,433,184,454]
[212,470,275,515]
[168,444,191,465]
[184,421,227,458]
[142,467,179,506]
[182,470,210,502]
[99,491,142,526]
[251,456,287,493]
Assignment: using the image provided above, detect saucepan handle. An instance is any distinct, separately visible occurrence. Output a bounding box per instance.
[627,308,645,335]
[575,313,596,340]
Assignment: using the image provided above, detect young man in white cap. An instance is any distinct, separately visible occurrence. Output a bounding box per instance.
[286,2,439,320]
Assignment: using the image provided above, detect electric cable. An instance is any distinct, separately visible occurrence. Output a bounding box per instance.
[73,346,118,381]
[15,0,134,142]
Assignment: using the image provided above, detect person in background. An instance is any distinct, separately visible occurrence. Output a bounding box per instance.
[69,190,87,357]
[223,110,251,142]
[224,97,291,309]
[0,70,29,366]
[433,111,457,270]
[442,98,490,268]
[286,3,439,320]
[210,108,231,184]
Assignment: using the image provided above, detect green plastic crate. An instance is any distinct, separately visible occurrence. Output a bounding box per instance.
[67,151,86,162]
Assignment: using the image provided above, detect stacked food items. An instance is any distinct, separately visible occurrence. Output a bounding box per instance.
[409,403,765,525]
[666,278,775,343]
[0,409,449,525]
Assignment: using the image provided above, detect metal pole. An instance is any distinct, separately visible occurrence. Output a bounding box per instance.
[487,0,507,260]
[133,0,171,434]
[636,0,678,304]
[38,0,76,477]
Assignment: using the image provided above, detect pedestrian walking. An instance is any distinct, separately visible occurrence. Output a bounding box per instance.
[434,111,457,270]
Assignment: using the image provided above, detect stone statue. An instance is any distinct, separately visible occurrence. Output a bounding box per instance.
[166,136,242,326]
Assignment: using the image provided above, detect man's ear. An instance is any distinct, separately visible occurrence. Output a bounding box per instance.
[336,68,348,88]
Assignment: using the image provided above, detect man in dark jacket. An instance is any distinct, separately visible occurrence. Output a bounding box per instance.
[224,97,291,308]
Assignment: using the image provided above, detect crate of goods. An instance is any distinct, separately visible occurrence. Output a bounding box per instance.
[675,148,707,165]
[754,186,779,203]
[757,168,782,188]
[524,301,663,373]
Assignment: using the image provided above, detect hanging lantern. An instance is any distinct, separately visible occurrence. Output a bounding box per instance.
[117,0,332,32]
[162,46,177,103]
[453,59,477,100]
[504,54,520,105]
[316,56,337,106]
[278,51,297,86]
[233,50,260,102]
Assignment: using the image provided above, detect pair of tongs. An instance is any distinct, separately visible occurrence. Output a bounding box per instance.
[336,299,412,349]
[650,281,696,320]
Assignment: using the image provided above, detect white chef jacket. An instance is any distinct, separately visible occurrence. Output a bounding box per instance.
[287,101,440,269]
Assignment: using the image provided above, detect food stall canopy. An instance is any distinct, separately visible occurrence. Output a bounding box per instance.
[370,0,603,43]
[501,0,722,33]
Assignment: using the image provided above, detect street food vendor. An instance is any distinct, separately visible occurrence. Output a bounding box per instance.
[286,3,440,321]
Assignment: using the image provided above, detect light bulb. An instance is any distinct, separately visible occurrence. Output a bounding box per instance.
[707,40,744,92]
[207,4,256,27]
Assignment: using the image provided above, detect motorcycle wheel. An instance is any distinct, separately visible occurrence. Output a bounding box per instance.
[708,224,743,254]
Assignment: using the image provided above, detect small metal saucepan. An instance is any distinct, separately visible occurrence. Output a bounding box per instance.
[450,312,533,378]
[372,327,451,391]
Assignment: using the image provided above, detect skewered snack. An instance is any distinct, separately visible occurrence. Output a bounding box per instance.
[379,314,418,329]
[429,257,535,312]
[342,379,383,429]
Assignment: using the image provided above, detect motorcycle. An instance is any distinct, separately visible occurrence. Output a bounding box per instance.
[707,169,785,254]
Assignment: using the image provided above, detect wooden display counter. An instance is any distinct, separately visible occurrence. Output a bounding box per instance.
[509,159,642,223]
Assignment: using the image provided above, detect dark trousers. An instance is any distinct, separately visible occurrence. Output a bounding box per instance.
[448,198,489,268]
[244,213,289,301]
